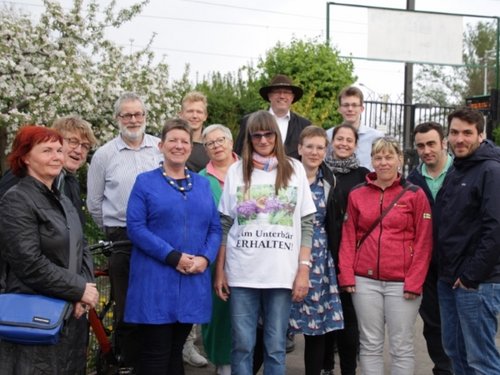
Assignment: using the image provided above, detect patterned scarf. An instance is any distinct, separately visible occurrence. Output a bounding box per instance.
[252,152,278,171]
[325,154,360,174]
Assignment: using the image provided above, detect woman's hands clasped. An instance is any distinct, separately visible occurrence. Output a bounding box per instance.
[176,253,208,275]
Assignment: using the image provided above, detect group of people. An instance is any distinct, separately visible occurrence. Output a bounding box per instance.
[0,73,499,375]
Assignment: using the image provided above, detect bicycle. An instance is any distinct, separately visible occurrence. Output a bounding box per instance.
[87,240,132,375]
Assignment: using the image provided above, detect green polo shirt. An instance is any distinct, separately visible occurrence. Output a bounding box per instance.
[422,154,453,200]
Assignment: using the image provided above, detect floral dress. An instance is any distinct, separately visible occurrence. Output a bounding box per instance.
[289,173,344,335]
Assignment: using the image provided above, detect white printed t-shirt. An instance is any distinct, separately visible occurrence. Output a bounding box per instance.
[219,158,316,290]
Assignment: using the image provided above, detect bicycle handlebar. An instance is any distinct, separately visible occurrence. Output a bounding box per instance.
[88,240,132,256]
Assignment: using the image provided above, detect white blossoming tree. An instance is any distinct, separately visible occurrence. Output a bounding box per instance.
[0,0,190,173]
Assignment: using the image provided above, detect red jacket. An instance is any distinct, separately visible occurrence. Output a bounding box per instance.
[338,174,432,295]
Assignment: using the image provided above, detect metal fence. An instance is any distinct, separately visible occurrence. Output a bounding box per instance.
[361,100,457,171]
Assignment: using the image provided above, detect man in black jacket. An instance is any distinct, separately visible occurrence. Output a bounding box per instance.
[436,107,500,374]
[234,74,311,160]
[407,122,453,375]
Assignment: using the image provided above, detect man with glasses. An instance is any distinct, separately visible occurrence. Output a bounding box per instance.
[234,74,311,160]
[327,86,384,170]
[87,92,163,372]
[179,91,210,172]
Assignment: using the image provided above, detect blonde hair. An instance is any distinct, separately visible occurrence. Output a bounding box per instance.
[181,91,207,113]
[371,136,403,158]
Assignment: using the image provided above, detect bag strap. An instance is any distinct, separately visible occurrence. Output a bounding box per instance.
[356,182,413,249]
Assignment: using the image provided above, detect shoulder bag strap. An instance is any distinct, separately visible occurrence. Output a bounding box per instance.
[356,183,413,249]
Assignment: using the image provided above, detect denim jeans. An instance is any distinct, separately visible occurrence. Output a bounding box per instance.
[351,276,421,375]
[438,280,500,375]
[229,287,291,375]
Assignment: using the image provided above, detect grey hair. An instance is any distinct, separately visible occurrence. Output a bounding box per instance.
[202,124,233,142]
[113,92,147,118]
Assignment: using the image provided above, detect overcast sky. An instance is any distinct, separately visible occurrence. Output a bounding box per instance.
[5,0,500,99]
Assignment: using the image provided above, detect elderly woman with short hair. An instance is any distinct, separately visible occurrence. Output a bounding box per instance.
[199,124,239,375]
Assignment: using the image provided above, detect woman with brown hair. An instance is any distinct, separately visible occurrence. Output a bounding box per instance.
[215,110,316,374]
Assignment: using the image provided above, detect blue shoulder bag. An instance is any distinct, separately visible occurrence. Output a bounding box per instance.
[0,293,71,345]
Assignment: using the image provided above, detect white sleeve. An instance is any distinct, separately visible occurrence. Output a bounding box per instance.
[294,160,316,218]
[86,150,106,229]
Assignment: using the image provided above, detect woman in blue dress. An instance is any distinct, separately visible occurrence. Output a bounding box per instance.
[289,126,344,375]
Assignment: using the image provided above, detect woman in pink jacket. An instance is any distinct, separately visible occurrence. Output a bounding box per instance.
[338,137,432,375]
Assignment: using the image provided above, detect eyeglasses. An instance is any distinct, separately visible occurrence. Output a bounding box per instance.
[64,138,91,152]
[118,112,145,121]
[250,132,276,141]
[204,137,226,150]
[340,103,362,109]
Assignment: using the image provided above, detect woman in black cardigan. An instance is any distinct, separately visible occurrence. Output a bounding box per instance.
[323,124,369,375]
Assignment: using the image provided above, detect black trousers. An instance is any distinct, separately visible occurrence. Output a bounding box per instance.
[420,262,453,375]
[138,323,192,375]
[326,292,358,375]
[105,226,142,368]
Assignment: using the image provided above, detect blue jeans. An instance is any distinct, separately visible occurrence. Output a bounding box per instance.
[229,287,291,375]
[438,280,500,375]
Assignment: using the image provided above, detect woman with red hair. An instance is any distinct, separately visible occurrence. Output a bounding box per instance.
[0,125,99,374]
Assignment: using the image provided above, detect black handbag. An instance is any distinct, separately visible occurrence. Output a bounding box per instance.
[0,293,71,345]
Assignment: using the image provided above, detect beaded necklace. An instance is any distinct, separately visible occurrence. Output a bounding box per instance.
[161,164,193,193]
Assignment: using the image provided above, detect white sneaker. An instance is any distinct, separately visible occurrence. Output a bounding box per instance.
[182,342,208,367]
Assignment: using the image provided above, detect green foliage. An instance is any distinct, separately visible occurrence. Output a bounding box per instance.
[195,67,262,136]
[493,126,500,144]
[463,21,498,97]
[196,38,355,134]
[256,38,356,128]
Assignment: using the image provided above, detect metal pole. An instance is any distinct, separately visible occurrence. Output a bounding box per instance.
[496,17,500,90]
[326,3,331,43]
[484,58,488,95]
[403,0,415,166]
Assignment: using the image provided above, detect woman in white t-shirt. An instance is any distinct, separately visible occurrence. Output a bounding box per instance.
[215,110,316,375]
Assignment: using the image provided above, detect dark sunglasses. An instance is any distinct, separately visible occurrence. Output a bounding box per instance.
[250,131,276,141]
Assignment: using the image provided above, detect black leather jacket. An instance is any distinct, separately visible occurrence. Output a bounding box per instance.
[0,176,91,300]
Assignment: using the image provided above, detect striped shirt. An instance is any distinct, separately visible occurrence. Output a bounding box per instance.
[87,134,163,229]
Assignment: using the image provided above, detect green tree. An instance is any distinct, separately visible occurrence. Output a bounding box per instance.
[195,38,356,134]
[0,0,189,173]
[195,67,262,135]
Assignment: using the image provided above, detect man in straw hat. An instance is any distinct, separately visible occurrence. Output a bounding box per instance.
[234,74,311,160]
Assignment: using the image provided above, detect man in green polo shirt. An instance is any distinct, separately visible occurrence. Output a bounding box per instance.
[407,121,453,375]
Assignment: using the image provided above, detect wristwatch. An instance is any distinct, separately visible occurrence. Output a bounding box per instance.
[299,260,312,268]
